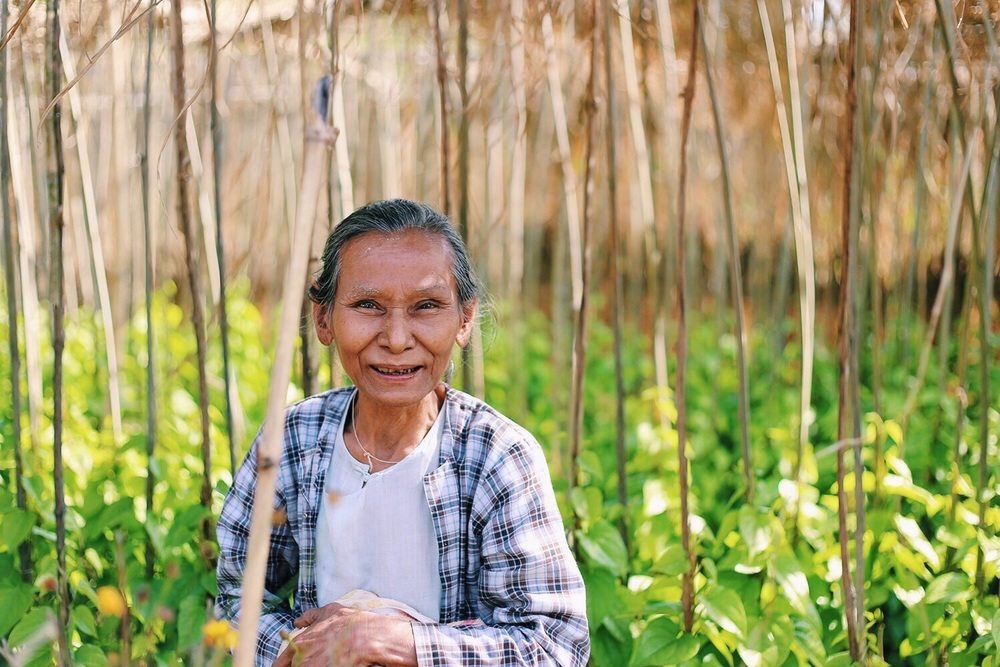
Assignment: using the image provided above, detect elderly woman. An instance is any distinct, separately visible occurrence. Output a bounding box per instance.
[216,199,589,666]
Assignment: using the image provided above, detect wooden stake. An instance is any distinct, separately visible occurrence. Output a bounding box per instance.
[46,0,70,661]
[676,0,699,635]
[232,82,336,667]
[170,0,214,543]
[1,0,33,584]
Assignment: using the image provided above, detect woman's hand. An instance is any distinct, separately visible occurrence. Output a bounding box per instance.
[272,603,418,667]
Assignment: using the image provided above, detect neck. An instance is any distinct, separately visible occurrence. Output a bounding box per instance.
[349,387,443,462]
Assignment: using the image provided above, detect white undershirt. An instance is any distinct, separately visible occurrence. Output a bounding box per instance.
[314,391,443,622]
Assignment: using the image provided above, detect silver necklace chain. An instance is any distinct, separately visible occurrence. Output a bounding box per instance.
[351,397,400,471]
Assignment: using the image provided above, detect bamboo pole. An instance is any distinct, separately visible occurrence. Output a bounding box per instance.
[507,0,527,419]
[569,0,600,486]
[457,0,475,395]
[756,0,816,532]
[898,142,974,424]
[836,0,861,658]
[603,0,629,553]
[431,0,451,217]
[1,0,32,584]
[7,36,43,448]
[541,8,583,311]
[139,5,156,582]
[975,96,998,595]
[46,0,70,661]
[58,32,123,441]
[699,11,754,504]
[232,84,336,667]
[676,0,700,635]
[209,0,236,472]
[170,0,214,543]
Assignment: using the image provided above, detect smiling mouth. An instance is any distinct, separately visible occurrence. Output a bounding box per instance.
[373,366,420,376]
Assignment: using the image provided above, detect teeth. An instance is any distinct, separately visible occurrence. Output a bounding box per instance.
[377,367,416,375]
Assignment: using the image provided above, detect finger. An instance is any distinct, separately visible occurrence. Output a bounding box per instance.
[294,608,317,628]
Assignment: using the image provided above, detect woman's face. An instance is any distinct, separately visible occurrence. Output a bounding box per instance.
[313,229,476,410]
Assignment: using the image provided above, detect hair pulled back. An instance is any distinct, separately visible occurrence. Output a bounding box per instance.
[308,198,481,309]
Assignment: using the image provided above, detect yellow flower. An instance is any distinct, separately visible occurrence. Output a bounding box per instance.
[96,586,127,617]
[203,619,238,649]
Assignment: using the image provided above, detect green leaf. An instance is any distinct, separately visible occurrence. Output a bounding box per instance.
[738,620,783,667]
[772,554,810,615]
[578,520,628,577]
[0,583,34,637]
[570,486,602,523]
[992,609,1000,651]
[630,617,701,667]
[824,652,856,667]
[72,604,98,637]
[1,508,34,551]
[652,544,691,577]
[7,607,55,650]
[925,572,973,605]
[177,593,208,651]
[739,506,774,558]
[74,645,111,667]
[699,585,748,638]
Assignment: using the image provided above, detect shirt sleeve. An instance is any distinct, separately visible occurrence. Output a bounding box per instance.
[215,427,300,667]
[411,436,590,666]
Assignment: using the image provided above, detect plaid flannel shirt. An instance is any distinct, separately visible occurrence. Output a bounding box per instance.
[216,386,590,666]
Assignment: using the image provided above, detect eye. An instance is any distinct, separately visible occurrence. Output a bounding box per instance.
[354,299,380,310]
[416,300,442,311]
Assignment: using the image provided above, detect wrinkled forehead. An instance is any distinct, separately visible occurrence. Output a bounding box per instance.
[340,228,456,264]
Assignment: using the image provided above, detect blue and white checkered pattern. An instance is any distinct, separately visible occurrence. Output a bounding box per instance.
[216,386,590,666]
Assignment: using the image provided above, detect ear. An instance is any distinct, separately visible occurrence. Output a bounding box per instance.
[455,299,478,348]
[313,301,334,346]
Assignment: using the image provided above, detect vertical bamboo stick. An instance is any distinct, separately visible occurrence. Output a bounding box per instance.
[757,0,816,526]
[676,0,700,635]
[507,0,528,419]
[836,0,861,658]
[209,0,236,471]
[569,0,600,492]
[457,0,475,394]
[1,0,32,584]
[653,0,680,400]
[541,9,583,310]
[699,12,754,504]
[432,0,451,216]
[139,5,156,582]
[170,0,214,542]
[58,32,123,441]
[603,0,629,552]
[46,0,70,661]
[7,47,43,449]
[232,84,336,667]
[975,102,998,595]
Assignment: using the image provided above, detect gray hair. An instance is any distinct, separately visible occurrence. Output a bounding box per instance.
[308,199,482,309]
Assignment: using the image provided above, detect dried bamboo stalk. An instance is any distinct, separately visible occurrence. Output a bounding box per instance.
[432,0,451,216]
[541,9,583,310]
[836,0,861,657]
[59,32,124,441]
[457,0,475,395]
[604,0,629,552]
[699,12,754,504]
[46,0,71,661]
[756,0,816,523]
[170,0,214,542]
[139,5,156,582]
[232,86,336,667]
[653,0,680,400]
[569,0,600,491]
[899,143,974,424]
[1,0,32,583]
[6,52,43,446]
[975,95,999,595]
[209,0,236,472]
[676,0,699,635]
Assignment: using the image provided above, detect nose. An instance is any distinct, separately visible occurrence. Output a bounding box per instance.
[380,308,414,352]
